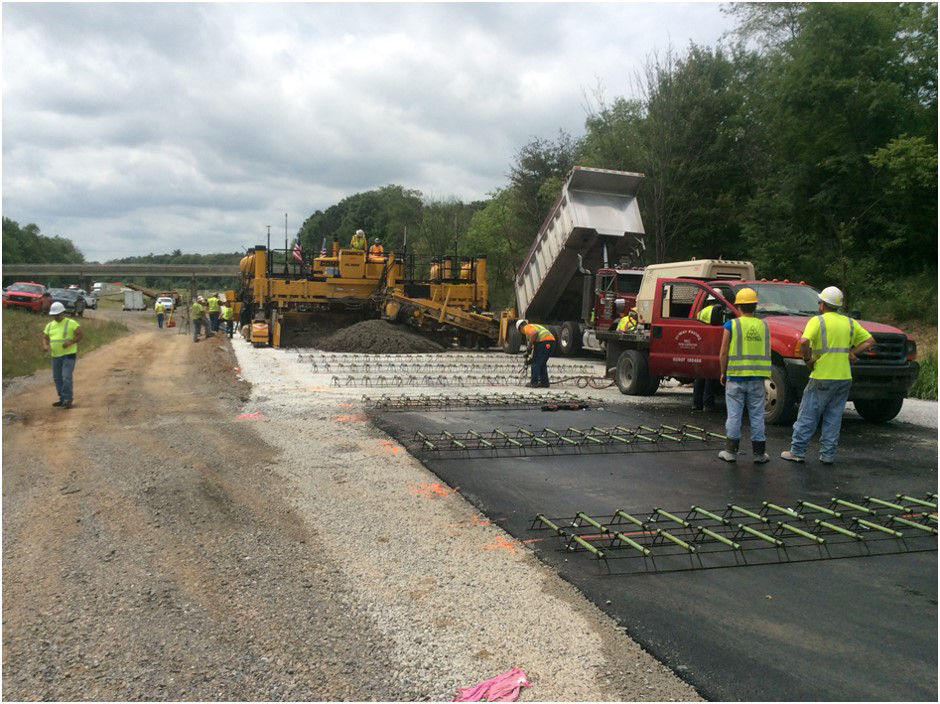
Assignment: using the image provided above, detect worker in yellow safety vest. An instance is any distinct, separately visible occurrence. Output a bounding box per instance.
[781,286,874,465]
[42,301,83,409]
[517,319,556,388]
[206,293,221,334]
[693,301,723,411]
[155,301,166,329]
[719,288,771,463]
[350,229,367,250]
[616,307,638,332]
[221,303,235,339]
[191,297,209,342]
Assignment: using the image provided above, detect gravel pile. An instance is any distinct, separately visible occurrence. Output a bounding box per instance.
[315,319,445,354]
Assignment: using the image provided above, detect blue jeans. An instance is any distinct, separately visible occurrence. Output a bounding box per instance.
[52,355,76,403]
[209,312,220,332]
[790,379,852,461]
[156,313,164,328]
[724,378,766,442]
[530,340,555,385]
[194,319,206,340]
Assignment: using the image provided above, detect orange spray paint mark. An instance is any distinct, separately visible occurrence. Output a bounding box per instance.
[481,536,518,553]
[470,514,491,527]
[236,411,265,419]
[380,439,401,455]
[409,482,455,499]
[334,413,367,422]
[338,402,355,409]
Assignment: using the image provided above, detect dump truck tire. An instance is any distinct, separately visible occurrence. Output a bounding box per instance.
[502,326,523,354]
[558,322,581,356]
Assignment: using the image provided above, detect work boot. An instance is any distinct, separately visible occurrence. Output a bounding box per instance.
[752,440,770,464]
[718,438,739,462]
[62,400,72,409]
[780,450,805,463]
[52,400,63,407]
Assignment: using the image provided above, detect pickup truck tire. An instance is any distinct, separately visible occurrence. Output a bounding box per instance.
[558,322,581,356]
[853,398,904,423]
[764,364,797,425]
[615,349,651,395]
[644,375,661,395]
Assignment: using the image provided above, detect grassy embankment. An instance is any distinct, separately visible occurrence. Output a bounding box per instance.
[2,307,129,379]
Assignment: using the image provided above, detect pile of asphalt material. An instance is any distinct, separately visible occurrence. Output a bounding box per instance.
[315,320,445,354]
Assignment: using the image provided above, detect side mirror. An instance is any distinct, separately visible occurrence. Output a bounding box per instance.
[849,309,861,319]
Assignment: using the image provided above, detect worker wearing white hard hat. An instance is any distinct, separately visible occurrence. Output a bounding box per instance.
[350,229,367,251]
[42,300,83,409]
[516,319,556,387]
[781,285,874,465]
[191,297,209,342]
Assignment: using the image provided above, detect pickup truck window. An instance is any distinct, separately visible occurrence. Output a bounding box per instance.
[660,282,700,319]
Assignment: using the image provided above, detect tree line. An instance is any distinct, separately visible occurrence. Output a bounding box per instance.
[6,4,936,319]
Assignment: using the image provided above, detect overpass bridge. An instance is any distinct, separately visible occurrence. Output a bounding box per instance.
[2,264,241,297]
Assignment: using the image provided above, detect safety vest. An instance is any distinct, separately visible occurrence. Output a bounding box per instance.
[803,312,871,381]
[207,297,220,313]
[616,315,637,332]
[369,244,384,255]
[697,305,717,324]
[44,318,80,358]
[222,305,234,321]
[155,303,165,315]
[191,302,204,318]
[522,323,555,343]
[726,316,771,378]
[350,233,366,250]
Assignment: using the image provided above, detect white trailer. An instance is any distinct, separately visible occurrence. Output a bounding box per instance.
[123,290,145,311]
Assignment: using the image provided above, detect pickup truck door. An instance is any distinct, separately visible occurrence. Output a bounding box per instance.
[647,279,735,379]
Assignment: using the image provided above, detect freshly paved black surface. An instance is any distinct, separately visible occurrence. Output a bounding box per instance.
[373,391,938,701]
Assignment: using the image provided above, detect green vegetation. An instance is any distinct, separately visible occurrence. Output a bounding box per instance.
[1,308,129,379]
[909,356,938,400]
[2,217,85,266]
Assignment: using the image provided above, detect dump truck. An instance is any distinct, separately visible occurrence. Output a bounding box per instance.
[597,274,920,424]
[502,166,647,355]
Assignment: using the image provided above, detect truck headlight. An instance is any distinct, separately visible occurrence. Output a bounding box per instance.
[906,339,918,361]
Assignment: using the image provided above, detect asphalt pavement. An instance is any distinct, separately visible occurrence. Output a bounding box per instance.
[373,393,938,701]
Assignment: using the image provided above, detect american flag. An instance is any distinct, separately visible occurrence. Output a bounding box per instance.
[319,237,327,257]
[292,240,303,264]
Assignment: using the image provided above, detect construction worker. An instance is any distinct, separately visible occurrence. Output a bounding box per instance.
[369,238,385,257]
[42,301,83,409]
[608,299,627,331]
[221,302,235,339]
[517,319,556,388]
[191,296,209,342]
[350,229,367,250]
[693,300,722,411]
[616,307,638,332]
[781,286,874,465]
[718,288,771,463]
[155,300,166,329]
[206,292,221,333]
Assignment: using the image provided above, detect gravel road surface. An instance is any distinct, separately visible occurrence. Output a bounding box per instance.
[2,311,701,701]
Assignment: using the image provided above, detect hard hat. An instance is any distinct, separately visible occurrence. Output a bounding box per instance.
[198,296,206,303]
[734,287,758,305]
[49,302,65,315]
[374,238,380,243]
[515,319,526,331]
[818,286,844,307]
[356,229,365,236]
[628,307,638,316]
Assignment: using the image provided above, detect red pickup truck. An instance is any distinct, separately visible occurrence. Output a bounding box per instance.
[597,277,920,424]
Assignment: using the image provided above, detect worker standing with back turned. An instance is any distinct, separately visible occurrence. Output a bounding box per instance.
[718,288,771,463]
[693,300,722,411]
[207,293,221,333]
[154,300,165,329]
[517,319,556,388]
[781,286,874,465]
[42,301,83,409]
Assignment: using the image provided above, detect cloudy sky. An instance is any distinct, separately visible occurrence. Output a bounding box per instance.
[2,2,735,261]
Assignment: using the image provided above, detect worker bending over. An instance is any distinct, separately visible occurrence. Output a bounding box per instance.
[718,288,771,463]
[350,229,367,250]
[517,319,556,388]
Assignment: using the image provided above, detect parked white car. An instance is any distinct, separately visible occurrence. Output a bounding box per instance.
[155,296,175,312]
[76,288,98,309]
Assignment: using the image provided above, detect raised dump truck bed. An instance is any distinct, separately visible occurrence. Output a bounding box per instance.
[514,166,645,322]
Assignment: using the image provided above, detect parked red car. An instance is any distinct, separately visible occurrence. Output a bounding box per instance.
[2,282,53,313]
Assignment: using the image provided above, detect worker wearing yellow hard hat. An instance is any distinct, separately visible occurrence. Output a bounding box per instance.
[718,287,772,463]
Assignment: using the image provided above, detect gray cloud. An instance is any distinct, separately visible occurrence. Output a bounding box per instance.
[3,2,732,260]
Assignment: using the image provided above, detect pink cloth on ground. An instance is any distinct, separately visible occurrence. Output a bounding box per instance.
[452,667,531,702]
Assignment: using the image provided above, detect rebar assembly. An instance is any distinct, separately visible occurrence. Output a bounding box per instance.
[406,424,724,458]
[531,492,938,574]
[363,391,599,412]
